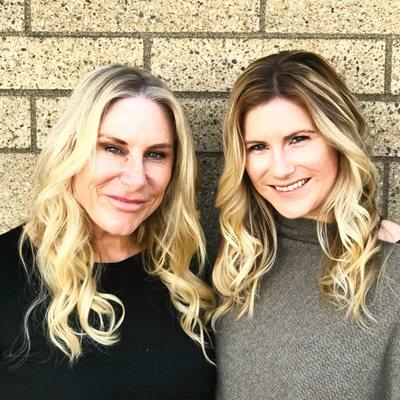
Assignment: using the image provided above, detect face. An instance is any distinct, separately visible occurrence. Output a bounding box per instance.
[243,98,339,220]
[73,96,174,242]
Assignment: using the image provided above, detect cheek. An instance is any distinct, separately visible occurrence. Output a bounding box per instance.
[74,162,120,209]
[245,154,266,182]
[302,144,338,178]
[73,167,91,207]
[147,164,173,193]
[319,148,339,181]
[90,162,120,187]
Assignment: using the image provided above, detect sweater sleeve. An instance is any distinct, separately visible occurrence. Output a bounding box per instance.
[383,243,400,398]
[385,317,400,398]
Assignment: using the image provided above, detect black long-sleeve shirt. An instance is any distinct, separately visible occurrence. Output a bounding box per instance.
[0,226,215,400]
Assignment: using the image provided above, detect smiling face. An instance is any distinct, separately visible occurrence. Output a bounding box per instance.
[243,98,339,220]
[73,96,174,246]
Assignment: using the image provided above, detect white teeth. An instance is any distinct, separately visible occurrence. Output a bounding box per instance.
[275,179,308,192]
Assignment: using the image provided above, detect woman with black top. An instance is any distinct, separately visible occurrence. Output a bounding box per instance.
[0,65,215,399]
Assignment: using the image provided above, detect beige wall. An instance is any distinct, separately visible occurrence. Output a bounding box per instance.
[0,1,399,254]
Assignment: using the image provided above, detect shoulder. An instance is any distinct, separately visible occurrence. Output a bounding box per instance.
[0,225,30,290]
[0,224,24,240]
[376,237,400,299]
[0,225,24,261]
[0,225,23,242]
[0,227,36,356]
[378,220,400,244]
[0,225,25,265]
[376,220,400,277]
[374,220,400,279]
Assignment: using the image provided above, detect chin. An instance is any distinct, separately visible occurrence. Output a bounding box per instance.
[274,206,311,220]
[98,220,140,237]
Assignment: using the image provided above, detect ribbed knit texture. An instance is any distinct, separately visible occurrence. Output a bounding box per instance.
[216,216,400,399]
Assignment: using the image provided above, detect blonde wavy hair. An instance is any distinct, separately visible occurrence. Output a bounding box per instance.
[213,50,381,327]
[19,64,215,363]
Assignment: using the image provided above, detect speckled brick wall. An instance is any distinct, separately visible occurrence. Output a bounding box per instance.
[0,1,399,258]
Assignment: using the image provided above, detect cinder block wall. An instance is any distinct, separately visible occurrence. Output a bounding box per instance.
[0,1,399,258]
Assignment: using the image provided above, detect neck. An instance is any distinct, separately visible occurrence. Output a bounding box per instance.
[303,209,335,223]
[276,212,336,244]
[93,230,141,263]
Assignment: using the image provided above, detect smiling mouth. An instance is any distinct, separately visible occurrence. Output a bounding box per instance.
[272,178,310,192]
[107,195,146,203]
[105,194,146,212]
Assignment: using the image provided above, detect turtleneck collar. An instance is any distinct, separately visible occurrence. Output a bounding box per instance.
[275,213,336,245]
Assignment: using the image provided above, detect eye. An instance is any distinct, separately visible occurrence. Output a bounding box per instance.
[290,135,309,144]
[248,143,268,151]
[146,151,167,160]
[99,143,126,156]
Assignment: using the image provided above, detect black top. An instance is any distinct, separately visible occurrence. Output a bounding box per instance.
[0,226,215,400]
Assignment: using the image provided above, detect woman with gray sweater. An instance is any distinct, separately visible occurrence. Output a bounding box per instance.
[213,50,400,399]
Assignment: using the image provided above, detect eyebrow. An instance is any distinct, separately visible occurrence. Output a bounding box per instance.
[98,134,173,149]
[244,129,317,145]
[98,134,128,145]
[148,143,174,149]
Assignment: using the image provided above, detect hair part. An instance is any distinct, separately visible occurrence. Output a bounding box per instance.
[212,50,381,328]
[19,64,215,363]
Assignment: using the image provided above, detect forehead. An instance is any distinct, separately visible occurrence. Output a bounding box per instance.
[243,98,315,139]
[100,96,174,144]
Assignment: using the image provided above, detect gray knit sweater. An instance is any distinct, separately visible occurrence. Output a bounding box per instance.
[216,216,400,399]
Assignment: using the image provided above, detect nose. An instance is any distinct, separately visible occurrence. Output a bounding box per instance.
[268,149,296,179]
[119,155,147,189]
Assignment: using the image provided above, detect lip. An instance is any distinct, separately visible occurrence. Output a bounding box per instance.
[105,194,146,212]
[270,178,311,197]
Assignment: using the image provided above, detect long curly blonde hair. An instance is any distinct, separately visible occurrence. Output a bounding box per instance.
[19,64,215,362]
[212,50,381,327]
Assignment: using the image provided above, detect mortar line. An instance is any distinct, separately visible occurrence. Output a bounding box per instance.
[381,162,390,219]
[0,90,399,102]
[0,147,35,154]
[0,30,397,40]
[356,93,400,102]
[384,36,393,94]
[372,156,400,163]
[143,37,152,70]
[24,0,31,33]
[174,92,229,99]
[259,0,266,32]
[0,89,72,97]
[29,96,38,153]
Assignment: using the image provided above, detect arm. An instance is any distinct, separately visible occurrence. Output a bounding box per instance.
[385,317,400,398]
[379,220,400,243]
